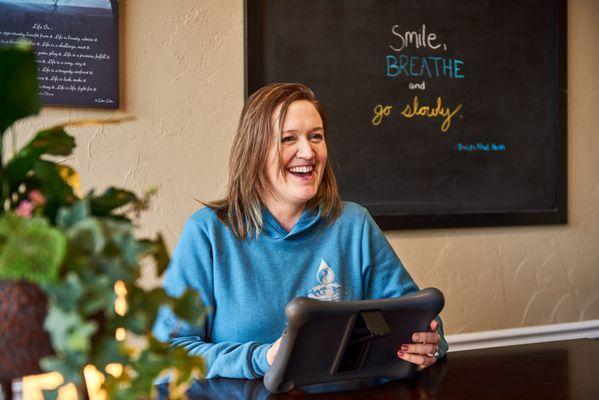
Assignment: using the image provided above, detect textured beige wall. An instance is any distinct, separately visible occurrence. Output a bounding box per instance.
[13,0,599,335]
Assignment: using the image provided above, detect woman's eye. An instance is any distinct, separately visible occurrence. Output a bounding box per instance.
[281,136,296,143]
[309,133,324,142]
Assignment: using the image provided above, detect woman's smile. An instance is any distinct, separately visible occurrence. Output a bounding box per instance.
[286,164,315,180]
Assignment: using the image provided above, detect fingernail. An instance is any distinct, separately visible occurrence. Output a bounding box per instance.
[412,334,419,341]
[397,351,405,358]
[401,345,409,351]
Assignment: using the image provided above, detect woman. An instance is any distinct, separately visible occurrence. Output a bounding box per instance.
[153,83,448,379]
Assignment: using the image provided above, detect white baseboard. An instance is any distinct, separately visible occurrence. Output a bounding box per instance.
[446,319,599,352]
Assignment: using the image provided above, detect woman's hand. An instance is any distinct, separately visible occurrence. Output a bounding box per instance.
[397,318,441,370]
[266,337,282,366]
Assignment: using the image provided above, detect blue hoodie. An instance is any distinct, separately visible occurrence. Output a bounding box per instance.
[153,202,448,379]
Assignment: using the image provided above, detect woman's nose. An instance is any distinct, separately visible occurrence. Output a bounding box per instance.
[296,137,315,159]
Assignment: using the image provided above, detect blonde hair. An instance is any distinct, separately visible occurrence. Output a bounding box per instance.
[206,83,342,239]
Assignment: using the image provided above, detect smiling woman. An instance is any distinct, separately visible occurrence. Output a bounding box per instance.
[263,99,329,231]
[152,83,448,380]
[207,83,341,239]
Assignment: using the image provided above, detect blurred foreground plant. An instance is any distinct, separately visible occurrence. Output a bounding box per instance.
[0,43,204,399]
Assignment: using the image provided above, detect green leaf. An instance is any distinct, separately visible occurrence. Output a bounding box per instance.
[105,220,141,266]
[90,187,138,216]
[117,312,146,335]
[42,388,59,400]
[0,44,41,136]
[56,199,90,229]
[67,320,98,353]
[67,218,106,256]
[171,288,204,325]
[91,336,129,370]
[40,354,84,385]
[27,127,76,155]
[0,214,67,284]
[80,273,113,315]
[96,256,135,282]
[33,160,77,219]
[44,304,97,354]
[6,127,76,185]
[41,272,84,312]
[141,235,170,276]
[141,287,168,316]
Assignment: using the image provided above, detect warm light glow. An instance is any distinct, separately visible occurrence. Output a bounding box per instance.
[22,366,107,400]
[84,365,106,400]
[115,327,126,341]
[114,280,127,316]
[105,363,124,378]
[22,372,72,400]
[20,282,131,399]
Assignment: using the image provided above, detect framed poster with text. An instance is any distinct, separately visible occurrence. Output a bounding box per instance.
[0,0,119,108]
[245,0,567,229]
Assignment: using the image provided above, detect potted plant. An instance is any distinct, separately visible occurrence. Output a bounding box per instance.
[0,43,204,399]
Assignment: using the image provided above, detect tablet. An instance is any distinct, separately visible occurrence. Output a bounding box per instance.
[263,287,445,393]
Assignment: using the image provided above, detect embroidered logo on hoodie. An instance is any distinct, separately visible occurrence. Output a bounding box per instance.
[307,259,345,301]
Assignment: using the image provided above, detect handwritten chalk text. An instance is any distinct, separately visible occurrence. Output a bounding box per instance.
[389,24,446,52]
[372,104,393,126]
[400,96,462,132]
[387,55,465,79]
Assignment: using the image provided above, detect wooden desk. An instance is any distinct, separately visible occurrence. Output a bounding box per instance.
[167,339,598,399]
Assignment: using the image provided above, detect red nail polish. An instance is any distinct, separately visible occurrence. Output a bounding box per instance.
[397,351,405,358]
[401,345,408,351]
[412,334,419,342]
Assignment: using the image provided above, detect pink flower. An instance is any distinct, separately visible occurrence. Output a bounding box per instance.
[28,190,46,206]
[15,200,35,218]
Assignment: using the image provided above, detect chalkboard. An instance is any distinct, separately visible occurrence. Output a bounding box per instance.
[245,0,567,229]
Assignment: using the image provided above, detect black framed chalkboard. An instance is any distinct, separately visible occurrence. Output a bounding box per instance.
[245,0,567,229]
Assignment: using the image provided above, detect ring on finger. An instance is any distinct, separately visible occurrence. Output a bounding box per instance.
[426,344,439,358]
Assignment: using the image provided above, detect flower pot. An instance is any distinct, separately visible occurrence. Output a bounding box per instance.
[0,280,54,381]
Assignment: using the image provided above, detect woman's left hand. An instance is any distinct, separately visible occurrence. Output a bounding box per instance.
[397,318,441,371]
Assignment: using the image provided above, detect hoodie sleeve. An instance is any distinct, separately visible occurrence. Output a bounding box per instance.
[359,210,449,358]
[152,216,271,379]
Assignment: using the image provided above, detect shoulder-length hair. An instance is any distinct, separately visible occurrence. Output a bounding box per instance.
[205,83,342,239]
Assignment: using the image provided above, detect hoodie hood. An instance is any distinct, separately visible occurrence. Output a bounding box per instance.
[261,205,322,240]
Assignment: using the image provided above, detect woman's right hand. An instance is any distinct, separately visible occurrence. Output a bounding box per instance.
[266,337,282,366]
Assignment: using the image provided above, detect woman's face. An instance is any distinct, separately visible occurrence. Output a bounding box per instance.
[263,100,328,210]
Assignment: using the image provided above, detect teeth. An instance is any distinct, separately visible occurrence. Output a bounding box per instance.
[288,165,314,173]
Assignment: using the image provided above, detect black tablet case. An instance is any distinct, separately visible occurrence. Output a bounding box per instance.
[264,287,445,393]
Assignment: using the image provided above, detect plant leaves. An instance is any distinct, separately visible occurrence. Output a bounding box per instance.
[67,218,106,256]
[140,235,170,276]
[105,220,142,267]
[26,126,76,155]
[33,160,77,219]
[90,187,138,216]
[80,273,113,315]
[56,165,83,198]
[56,199,91,229]
[0,43,41,136]
[171,288,204,326]
[91,336,129,370]
[42,388,59,400]
[44,304,97,354]
[96,256,135,283]
[0,214,67,284]
[6,128,76,185]
[117,312,146,335]
[41,272,84,312]
[40,354,84,386]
